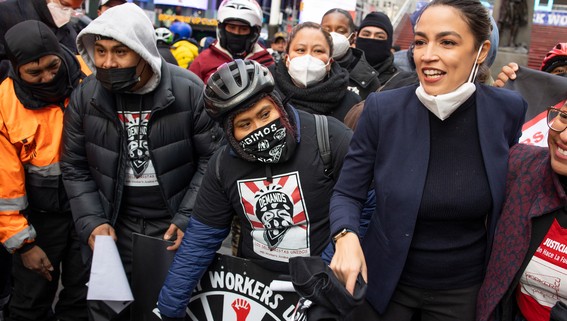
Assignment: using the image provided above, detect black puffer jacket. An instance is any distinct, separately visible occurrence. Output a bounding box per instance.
[61,61,223,244]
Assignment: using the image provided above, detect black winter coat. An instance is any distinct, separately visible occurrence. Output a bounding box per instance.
[335,47,380,100]
[61,61,223,245]
[157,42,179,66]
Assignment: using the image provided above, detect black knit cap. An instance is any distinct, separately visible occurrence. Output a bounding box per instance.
[4,20,63,70]
[358,11,393,47]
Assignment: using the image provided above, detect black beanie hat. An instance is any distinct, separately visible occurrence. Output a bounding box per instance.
[358,11,393,47]
[4,20,64,70]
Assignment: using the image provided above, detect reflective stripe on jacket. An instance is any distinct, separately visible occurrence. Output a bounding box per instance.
[0,49,96,253]
[0,78,65,253]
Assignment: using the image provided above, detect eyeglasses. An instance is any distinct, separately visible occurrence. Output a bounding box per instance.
[547,107,567,132]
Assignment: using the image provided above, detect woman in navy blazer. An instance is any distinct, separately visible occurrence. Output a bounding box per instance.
[329,0,527,320]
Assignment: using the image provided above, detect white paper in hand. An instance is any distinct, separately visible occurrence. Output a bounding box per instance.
[87,235,134,313]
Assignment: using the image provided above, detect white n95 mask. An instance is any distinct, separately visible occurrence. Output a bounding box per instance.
[416,44,484,120]
[330,32,350,59]
[287,55,330,88]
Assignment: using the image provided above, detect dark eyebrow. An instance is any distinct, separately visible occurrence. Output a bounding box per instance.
[22,57,60,73]
[46,58,61,68]
[255,105,273,116]
[414,30,462,40]
[235,104,272,123]
[94,43,130,51]
[414,31,426,38]
[437,31,462,39]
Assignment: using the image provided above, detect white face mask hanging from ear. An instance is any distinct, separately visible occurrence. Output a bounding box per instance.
[415,44,484,121]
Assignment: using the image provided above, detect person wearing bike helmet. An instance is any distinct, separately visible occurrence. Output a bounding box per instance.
[541,43,567,76]
[496,42,567,88]
[169,21,199,69]
[189,0,274,83]
[155,27,178,65]
[157,59,353,321]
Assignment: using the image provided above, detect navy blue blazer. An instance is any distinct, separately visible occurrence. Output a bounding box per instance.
[330,83,527,314]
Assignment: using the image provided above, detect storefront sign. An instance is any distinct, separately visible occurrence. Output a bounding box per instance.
[158,13,218,26]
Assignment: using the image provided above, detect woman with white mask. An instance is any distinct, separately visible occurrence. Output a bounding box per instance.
[269,22,361,122]
[328,0,528,320]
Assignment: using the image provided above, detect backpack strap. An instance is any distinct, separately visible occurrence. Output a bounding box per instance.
[313,114,333,177]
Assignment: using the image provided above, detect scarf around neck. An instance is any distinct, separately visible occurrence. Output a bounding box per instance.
[274,60,350,115]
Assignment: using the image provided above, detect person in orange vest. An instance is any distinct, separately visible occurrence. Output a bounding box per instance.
[0,20,90,321]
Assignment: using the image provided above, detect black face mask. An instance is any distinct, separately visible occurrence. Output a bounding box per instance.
[24,61,71,103]
[223,32,252,58]
[239,118,289,163]
[356,37,392,67]
[556,73,567,78]
[96,60,142,93]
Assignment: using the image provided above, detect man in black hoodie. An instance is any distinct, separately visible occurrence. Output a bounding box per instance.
[0,0,84,82]
[0,20,89,321]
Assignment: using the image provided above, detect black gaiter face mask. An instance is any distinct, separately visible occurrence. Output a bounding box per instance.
[238,118,289,163]
[356,37,392,67]
[224,32,252,58]
[96,59,143,93]
[24,61,72,103]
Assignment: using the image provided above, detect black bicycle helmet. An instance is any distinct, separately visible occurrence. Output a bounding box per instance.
[204,59,275,120]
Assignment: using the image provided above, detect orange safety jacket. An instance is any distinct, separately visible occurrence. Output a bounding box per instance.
[0,58,91,253]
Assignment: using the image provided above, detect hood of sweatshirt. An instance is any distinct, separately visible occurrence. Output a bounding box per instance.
[76,3,162,94]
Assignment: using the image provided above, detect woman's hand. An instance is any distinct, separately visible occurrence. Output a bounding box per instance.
[330,232,367,295]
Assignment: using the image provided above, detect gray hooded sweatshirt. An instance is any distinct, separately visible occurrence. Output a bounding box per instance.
[76,3,162,95]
